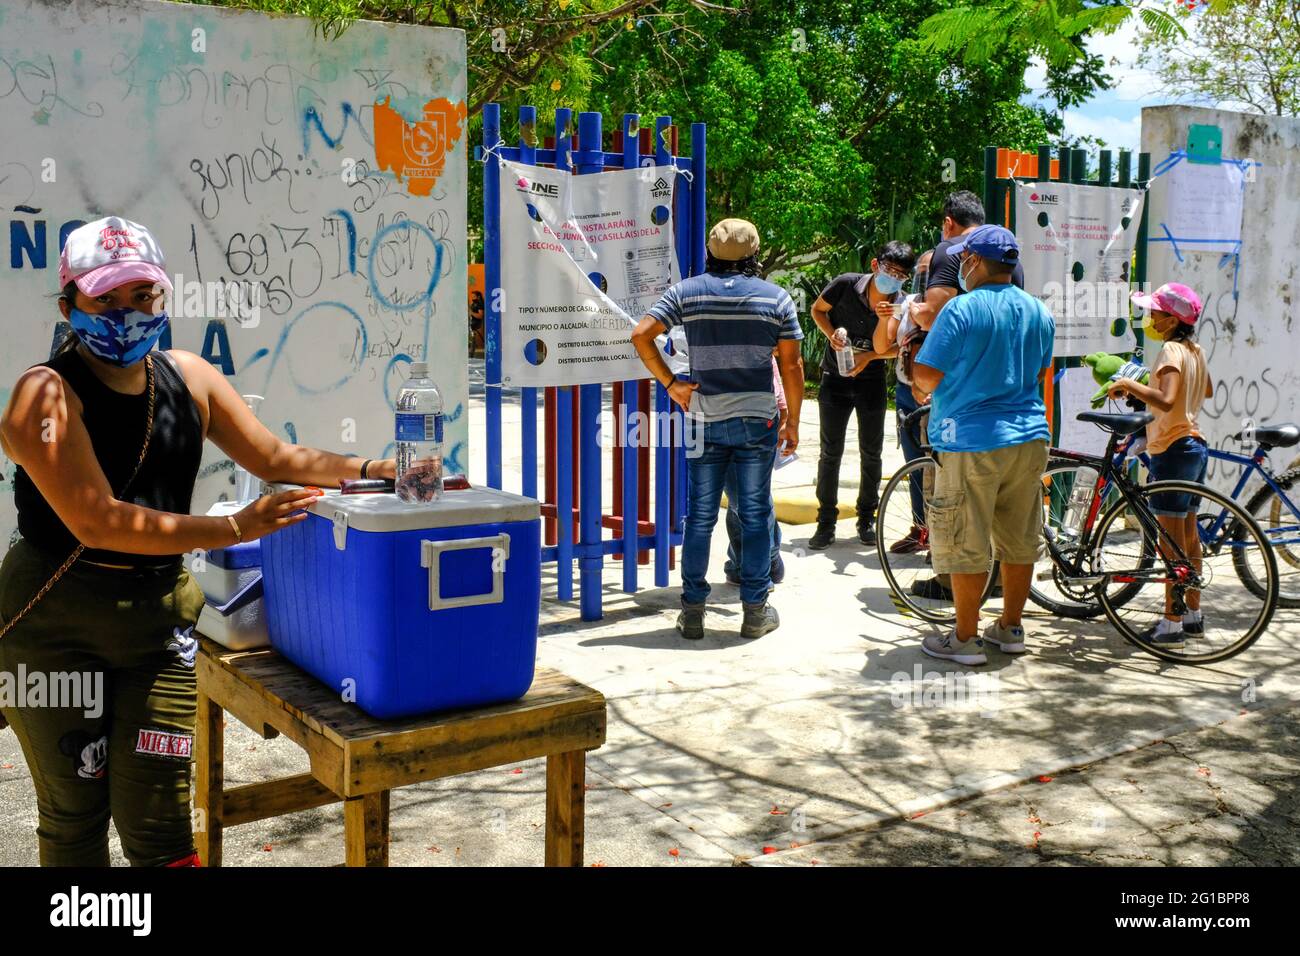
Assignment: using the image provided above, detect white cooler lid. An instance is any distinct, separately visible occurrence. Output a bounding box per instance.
[268,483,540,532]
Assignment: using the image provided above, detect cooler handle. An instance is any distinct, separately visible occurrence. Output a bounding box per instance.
[420,533,511,611]
[209,573,264,617]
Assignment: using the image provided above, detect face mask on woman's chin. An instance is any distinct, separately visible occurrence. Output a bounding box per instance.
[69,306,170,368]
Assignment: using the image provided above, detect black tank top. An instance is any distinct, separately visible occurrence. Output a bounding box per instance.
[13,348,204,568]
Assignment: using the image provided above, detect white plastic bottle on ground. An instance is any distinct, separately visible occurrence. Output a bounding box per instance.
[394,361,444,503]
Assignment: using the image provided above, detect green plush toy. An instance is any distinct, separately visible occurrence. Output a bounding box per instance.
[1082,352,1149,408]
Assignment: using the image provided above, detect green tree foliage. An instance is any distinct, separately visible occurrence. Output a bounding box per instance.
[916,0,1191,72]
[188,1,1059,288]
[1136,0,1300,116]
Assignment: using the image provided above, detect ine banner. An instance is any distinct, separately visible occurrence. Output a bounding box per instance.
[498,159,679,387]
[1014,181,1145,357]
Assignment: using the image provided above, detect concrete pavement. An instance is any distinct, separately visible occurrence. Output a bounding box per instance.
[1,366,1296,866]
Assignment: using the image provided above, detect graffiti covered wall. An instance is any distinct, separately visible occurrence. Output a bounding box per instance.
[0,0,467,546]
[1141,106,1300,493]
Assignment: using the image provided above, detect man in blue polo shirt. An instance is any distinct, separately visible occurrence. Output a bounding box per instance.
[911,225,1055,665]
[632,219,804,641]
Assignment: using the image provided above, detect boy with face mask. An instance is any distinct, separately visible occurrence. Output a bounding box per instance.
[807,241,917,550]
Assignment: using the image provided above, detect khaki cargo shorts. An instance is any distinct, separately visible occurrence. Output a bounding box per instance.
[928,440,1049,575]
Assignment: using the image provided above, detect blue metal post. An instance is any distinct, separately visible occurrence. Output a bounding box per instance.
[690,123,707,277]
[671,121,692,536]
[577,111,605,621]
[621,113,641,594]
[518,105,538,500]
[554,107,575,601]
[653,115,673,587]
[484,103,503,489]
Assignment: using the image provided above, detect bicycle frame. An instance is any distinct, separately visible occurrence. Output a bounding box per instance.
[1046,434,1201,594]
[1103,436,1300,550]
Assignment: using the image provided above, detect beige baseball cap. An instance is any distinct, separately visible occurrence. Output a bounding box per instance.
[707,218,760,260]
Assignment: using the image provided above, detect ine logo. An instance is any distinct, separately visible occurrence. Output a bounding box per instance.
[514,176,560,198]
[1027,192,1061,205]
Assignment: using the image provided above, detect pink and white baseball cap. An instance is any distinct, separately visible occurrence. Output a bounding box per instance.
[58,216,172,296]
[1130,282,1202,324]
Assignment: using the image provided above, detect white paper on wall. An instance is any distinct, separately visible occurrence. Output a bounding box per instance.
[1153,156,1246,256]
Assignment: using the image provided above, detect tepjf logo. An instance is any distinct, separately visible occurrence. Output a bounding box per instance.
[1027,192,1061,205]
[515,176,560,198]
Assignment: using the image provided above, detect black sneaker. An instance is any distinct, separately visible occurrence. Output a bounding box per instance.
[724,568,741,586]
[909,577,954,601]
[808,523,836,551]
[676,602,705,640]
[1139,621,1185,649]
[857,524,877,546]
[1182,614,1205,637]
[741,602,780,639]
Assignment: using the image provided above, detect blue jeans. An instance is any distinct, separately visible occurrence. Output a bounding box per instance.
[1147,436,1209,517]
[895,383,926,525]
[724,467,781,579]
[682,416,779,606]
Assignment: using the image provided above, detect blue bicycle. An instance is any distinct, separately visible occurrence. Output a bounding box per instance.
[1035,419,1300,623]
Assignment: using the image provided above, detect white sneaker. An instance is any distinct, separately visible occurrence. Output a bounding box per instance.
[983,619,1027,654]
[921,631,987,666]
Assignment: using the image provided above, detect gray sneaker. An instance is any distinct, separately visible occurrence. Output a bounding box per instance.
[741,602,780,639]
[676,602,705,640]
[921,631,987,666]
[982,619,1027,654]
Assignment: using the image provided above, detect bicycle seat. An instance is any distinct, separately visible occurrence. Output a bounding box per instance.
[1232,422,1300,449]
[1076,411,1153,435]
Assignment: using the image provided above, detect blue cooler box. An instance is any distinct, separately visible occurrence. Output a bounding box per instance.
[261,485,541,719]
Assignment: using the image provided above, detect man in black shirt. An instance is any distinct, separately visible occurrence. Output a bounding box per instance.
[911,190,1024,331]
[808,240,916,549]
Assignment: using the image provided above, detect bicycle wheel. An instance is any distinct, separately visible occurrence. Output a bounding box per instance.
[1095,480,1278,664]
[1237,468,1300,608]
[876,456,998,624]
[1030,460,1125,618]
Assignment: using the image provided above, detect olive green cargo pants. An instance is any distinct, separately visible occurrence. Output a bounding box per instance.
[0,538,205,866]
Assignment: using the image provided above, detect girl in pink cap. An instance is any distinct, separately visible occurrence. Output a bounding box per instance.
[0,217,396,866]
[1108,282,1214,648]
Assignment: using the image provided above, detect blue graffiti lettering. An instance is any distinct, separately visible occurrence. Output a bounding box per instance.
[366,220,442,313]
[200,319,236,375]
[302,102,361,154]
[10,220,45,269]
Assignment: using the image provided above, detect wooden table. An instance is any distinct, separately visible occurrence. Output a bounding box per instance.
[193,637,607,867]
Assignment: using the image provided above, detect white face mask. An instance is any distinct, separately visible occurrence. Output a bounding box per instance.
[957,256,977,292]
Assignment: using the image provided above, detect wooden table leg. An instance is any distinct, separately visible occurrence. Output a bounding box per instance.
[194,691,224,867]
[545,750,586,867]
[344,791,390,867]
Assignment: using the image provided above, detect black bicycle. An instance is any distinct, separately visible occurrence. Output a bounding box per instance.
[876,404,997,625]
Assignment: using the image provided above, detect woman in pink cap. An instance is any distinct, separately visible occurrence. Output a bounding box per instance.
[0,217,394,866]
[1108,282,1214,648]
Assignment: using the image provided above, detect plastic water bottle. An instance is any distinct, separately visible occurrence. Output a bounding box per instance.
[1061,468,1099,538]
[834,327,855,376]
[394,361,444,503]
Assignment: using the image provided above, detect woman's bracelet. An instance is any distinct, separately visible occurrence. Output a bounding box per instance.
[226,514,242,543]
[360,458,373,479]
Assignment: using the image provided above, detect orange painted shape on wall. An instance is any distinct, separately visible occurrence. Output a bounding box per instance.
[373,96,468,196]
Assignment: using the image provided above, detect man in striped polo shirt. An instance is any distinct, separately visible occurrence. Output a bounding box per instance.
[632,219,804,640]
